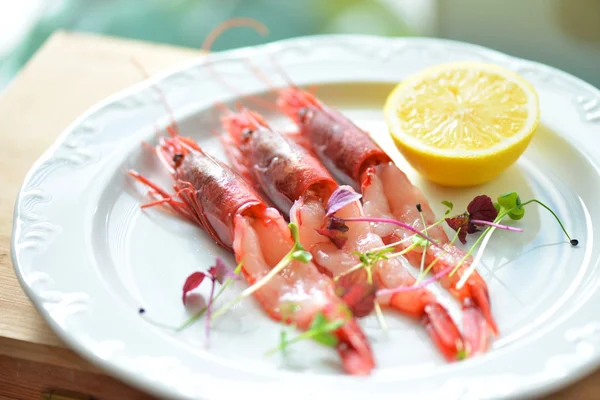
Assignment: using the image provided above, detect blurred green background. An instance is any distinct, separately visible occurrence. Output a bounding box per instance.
[0,0,418,90]
[1,0,599,91]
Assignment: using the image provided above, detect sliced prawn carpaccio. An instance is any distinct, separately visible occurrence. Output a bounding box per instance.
[220,107,466,361]
[129,130,374,375]
[276,86,498,354]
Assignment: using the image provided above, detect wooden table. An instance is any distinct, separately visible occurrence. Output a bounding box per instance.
[0,31,598,399]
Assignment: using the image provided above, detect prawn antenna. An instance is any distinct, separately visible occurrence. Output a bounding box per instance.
[268,52,297,89]
[201,18,269,53]
[202,18,278,111]
[130,56,181,136]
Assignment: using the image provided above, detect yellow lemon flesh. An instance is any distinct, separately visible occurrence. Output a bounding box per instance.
[384,62,540,187]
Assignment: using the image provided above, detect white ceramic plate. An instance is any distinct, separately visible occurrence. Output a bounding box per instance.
[11,35,600,400]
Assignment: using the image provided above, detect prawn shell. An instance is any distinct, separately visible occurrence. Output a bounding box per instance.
[177,151,265,249]
[241,126,338,213]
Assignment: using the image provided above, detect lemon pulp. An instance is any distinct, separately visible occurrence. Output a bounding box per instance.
[384,62,540,187]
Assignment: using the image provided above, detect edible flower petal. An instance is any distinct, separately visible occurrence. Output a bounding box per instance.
[446,195,499,243]
[467,195,498,223]
[445,212,469,244]
[208,257,239,285]
[182,272,207,305]
[316,228,348,248]
[326,187,362,216]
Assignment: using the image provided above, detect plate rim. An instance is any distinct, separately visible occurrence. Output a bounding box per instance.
[10,33,600,400]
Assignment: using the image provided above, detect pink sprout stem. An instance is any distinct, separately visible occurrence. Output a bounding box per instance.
[376,263,454,297]
[471,219,524,232]
[205,278,216,345]
[342,217,439,248]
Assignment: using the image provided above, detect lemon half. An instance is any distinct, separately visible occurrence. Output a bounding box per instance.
[384,62,540,187]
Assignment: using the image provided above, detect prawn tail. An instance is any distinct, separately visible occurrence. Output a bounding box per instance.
[423,303,466,362]
[469,281,499,336]
[335,318,376,376]
[462,298,493,357]
[322,303,375,375]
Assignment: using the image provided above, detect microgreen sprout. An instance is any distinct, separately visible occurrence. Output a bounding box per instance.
[175,260,243,332]
[278,330,291,356]
[376,218,444,252]
[417,228,461,283]
[177,258,242,342]
[265,311,346,356]
[446,192,579,289]
[496,192,525,220]
[334,248,394,331]
[457,348,468,361]
[469,220,524,232]
[381,191,579,296]
[411,235,430,247]
[139,259,243,335]
[211,223,312,320]
[416,204,429,279]
[356,248,395,282]
[137,308,182,330]
[334,248,394,282]
[275,302,300,356]
[442,201,454,215]
[505,197,578,245]
[374,302,388,332]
